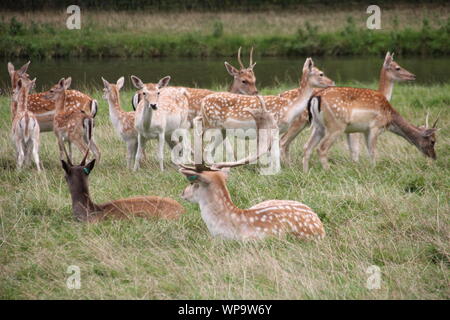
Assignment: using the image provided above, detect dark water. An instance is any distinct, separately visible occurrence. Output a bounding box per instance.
[2,56,450,92]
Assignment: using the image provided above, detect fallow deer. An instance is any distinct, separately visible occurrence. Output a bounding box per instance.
[44,78,101,163]
[11,77,41,171]
[61,146,185,223]
[302,89,438,172]
[131,75,190,171]
[200,58,334,155]
[180,97,324,240]
[7,61,98,132]
[102,76,139,169]
[131,47,259,125]
[280,52,416,162]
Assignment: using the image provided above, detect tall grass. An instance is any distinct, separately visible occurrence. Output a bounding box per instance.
[0,82,448,299]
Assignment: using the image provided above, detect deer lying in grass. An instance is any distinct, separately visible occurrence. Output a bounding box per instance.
[200,58,334,154]
[61,145,185,223]
[102,76,140,169]
[180,97,324,240]
[302,90,438,172]
[131,75,190,171]
[11,77,41,171]
[7,61,98,132]
[131,47,258,125]
[44,78,101,163]
[280,52,416,162]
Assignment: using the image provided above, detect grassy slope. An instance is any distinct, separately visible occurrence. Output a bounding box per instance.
[0,82,449,299]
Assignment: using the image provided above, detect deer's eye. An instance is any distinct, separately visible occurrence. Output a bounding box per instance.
[242,80,247,84]
[319,73,324,77]
[396,67,400,71]
[157,92,160,95]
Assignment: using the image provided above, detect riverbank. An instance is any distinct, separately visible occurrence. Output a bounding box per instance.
[1,7,449,58]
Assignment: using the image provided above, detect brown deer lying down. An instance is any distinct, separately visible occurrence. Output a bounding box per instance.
[61,147,185,223]
[180,97,325,241]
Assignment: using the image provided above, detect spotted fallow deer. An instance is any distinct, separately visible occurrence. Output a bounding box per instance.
[131,47,258,125]
[180,97,324,240]
[101,76,139,169]
[200,58,334,154]
[61,146,185,223]
[302,89,438,172]
[131,75,190,171]
[279,52,416,162]
[7,62,98,132]
[11,77,41,171]
[44,78,101,163]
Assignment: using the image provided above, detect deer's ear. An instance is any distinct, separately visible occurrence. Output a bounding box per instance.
[61,160,70,174]
[18,61,30,76]
[157,76,171,89]
[101,77,110,90]
[116,76,125,90]
[29,78,37,92]
[303,57,314,72]
[130,75,144,89]
[180,168,207,183]
[84,159,96,175]
[7,62,14,76]
[384,52,393,68]
[224,62,239,76]
[423,128,437,137]
[64,77,72,89]
[58,78,65,88]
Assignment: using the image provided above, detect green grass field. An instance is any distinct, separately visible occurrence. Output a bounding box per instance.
[0,82,449,299]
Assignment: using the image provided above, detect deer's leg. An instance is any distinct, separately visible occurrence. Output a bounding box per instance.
[364,127,381,165]
[281,116,308,164]
[346,133,360,162]
[67,141,73,161]
[158,132,165,171]
[133,134,146,171]
[126,139,137,169]
[302,125,325,172]
[88,139,101,163]
[31,137,41,172]
[16,139,25,170]
[317,128,344,170]
[56,135,66,160]
[72,137,89,161]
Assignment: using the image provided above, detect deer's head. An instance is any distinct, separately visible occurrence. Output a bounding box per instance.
[7,61,31,89]
[180,167,229,204]
[301,58,335,89]
[383,52,416,82]
[102,76,124,102]
[416,114,439,159]
[12,77,36,104]
[131,75,170,111]
[225,47,258,95]
[43,77,72,101]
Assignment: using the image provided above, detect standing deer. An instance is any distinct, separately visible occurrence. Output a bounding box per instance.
[180,97,324,240]
[11,77,41,171]
[200,58,334,155]
[302,89,438,172]
[131,75,190,171]
[44,78,101,163]
[102,76,139,169]
[61,146,185,223]
[131,47,259,125]
[7,62,98,132]
[280,52,416,162]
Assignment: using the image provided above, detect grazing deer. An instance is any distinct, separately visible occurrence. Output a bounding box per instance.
[7,62,98,132]
[61,146,185,223]
[200,58,334,155]
[102,76,139,169]
[11,77,41,171]
[44,78,101,163]
[302,89,438,172]
[280,52,416,162]
[180,97,324,240]
[131,75,190,171]
[131,47,259,125]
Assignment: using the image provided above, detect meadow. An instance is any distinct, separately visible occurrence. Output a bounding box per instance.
[0,81,448,299]
[1,5,450,58]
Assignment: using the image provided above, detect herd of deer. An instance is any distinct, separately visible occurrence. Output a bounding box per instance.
[7,49,439,241]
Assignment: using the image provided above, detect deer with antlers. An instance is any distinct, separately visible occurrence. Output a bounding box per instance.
[44,77,101,163]
[11,77,41,171]
[200,58,334,156]
[131,47,258,125]
[280,52,416,162]
[302,90,439,172]
[61,144,185,223]
[7,61,98,132]
[101,76,140,169]
[180,97,325,240]
[131,75,190,171]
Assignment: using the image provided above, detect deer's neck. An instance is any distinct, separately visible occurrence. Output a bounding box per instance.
[69,183,101,222]
[378,68,394,101]
[136,104,153,132]
[281,77,313,128]
[54,91,66,113]
[106,95,123,124]
[229,79,244,95]
[388,111,422,149]
[16,89,28,113]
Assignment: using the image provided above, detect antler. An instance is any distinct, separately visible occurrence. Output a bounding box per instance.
[432,110,441,128]
[237,47,244,69]
[425,112,430,128]
[249,47,256,69]
[61,142,73,166]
